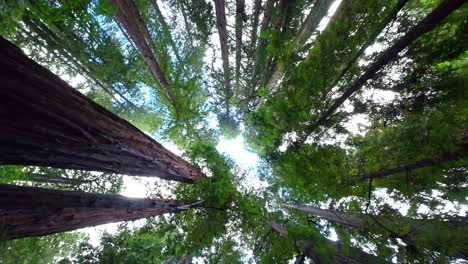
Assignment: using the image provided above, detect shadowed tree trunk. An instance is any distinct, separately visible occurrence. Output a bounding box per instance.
[0,183,202,239]
[249,0,262,54]
[294,0,466,145]
[266,221,386,263]
[150,0,182,63]
[329,0,409,91]
[282,203,468,258]
[265,0,336,93]
[235,0,246,92]
[214,0,233,117]
[250,0,275,97]
[0,36,204,183]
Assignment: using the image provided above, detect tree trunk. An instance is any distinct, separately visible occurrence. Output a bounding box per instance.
[265,0,336,94]
[235,0,246,93]
[111,0,176,104]
[249,0,262,54]
[27,173,90,185]
[281,203,364,227]
[0,183,201,239]
[282,203,468,258]
[214,0,232,117]
[360,151,466,181]
[266,221,383,263]
[150,0,182,63]
[330,0,409,92]
[0,36,205,183]
[298,0,466,141]
[250,0,275,97]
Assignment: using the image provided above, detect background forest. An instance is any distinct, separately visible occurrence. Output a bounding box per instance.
[0,0,467,263]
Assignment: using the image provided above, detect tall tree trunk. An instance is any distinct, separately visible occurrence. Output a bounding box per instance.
[111,0,176,105]
[22,16,137,109]
[235,0,246,93]
[150,0,183,63]
[281,203,364,227]
[360,151,467,181]
[249,0,262,54]
[0,183,201,239]
[266,221,384,263]
[330,0,409,92]
[265,0,336,94]
[296,0,466,144]
[282,203,468,257]
[0,36,205,183]
[214,0,232,117]
[250,0,275,97]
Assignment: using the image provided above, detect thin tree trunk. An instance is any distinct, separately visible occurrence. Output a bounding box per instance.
[249,0,262,54]
[27,173,90,185]
[265,0,336,94]
[266,221,383,263]
[214,0,232,117]
[0,183,201,239]
[282,203,468,258]
[250,0,275,97]
[111,0,176,105]
[150,0,182,63]
[235,0,246,92]
[296,0,466,144]
[360,151,466,181]
[0,36,204,183]
[330,0,409,91]
[22,17,137,108]
[281,203,364,227]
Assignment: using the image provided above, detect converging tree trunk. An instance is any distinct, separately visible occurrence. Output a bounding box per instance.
[282,203,468,258]
[265,0,336,94]
[295,0,466,145]
[214,0,233,117]
[0,36,204,183]
[0,183,202,239]
[235,0,246,92]
[111,0,177,105]
[266,221,386,263]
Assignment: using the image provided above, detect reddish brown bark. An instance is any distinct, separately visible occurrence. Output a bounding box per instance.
[296,0,466,145]
[0,36,204,183]
[111,0,176,104]
[235,0,246,91]
[0,183,201,239]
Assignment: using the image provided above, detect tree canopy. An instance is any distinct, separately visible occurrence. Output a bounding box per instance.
[0,0,467,263]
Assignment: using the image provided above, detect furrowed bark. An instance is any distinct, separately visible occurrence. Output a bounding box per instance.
[110,0,176,104]
[235,0,246,92]
[0,183,201,239]
[297,0,466,143]
[0,36,205,183]
[214,0,233,117]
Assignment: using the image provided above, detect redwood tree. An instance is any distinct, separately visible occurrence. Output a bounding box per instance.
[0,36,204,183]
[0,183,201,239]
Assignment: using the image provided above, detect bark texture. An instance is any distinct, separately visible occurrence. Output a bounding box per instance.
[0,36,204,183]
[111,0,176,104]
[297,0,466,144]
[0,183,200,239]
[214,0,232,116]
